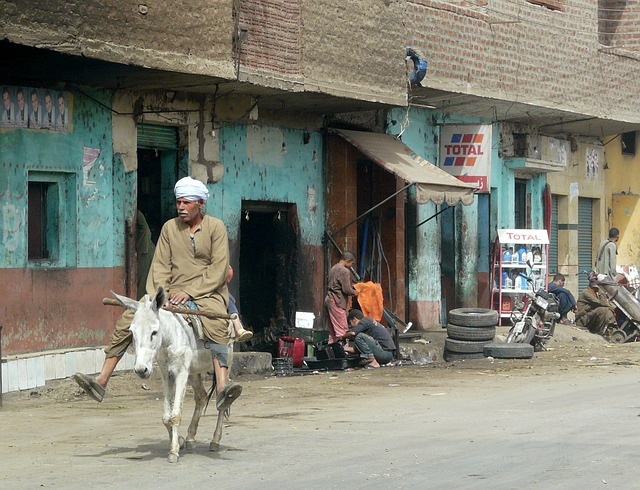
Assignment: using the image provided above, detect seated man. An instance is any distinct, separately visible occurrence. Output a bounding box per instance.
[575,277,616,336]
[547,273,577,323]
[341,309,396,368]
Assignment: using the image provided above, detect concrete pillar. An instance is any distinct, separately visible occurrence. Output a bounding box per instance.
[410,200,442,329]
[456,202,478,308]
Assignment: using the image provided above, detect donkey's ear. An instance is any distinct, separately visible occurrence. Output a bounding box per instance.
[151,286,166,313]
[112,291,140,311]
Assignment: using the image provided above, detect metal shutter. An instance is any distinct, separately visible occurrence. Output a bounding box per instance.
[577,198,594,291]
[137,124,178,150]
[548,194,558,275]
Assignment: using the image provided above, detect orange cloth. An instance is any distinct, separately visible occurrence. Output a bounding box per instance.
[354,282,384,322]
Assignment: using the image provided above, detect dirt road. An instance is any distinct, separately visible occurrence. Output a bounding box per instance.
[2,324,640,489]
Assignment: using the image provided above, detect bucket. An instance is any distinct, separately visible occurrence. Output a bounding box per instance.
[278,336,305,368]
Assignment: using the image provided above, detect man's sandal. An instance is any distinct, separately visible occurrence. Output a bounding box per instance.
[73,373,106,402]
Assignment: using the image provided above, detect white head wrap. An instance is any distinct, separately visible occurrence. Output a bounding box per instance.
[174,176,209,202]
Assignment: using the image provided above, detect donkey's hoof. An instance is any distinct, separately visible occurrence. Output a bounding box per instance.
[167,452,180,463]
[185,439,196,452]
[209,441,220,452]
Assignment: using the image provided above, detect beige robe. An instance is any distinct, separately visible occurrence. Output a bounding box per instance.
[147,215,230,344]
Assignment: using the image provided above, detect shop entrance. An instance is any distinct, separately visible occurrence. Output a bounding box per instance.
[238,201,298,339]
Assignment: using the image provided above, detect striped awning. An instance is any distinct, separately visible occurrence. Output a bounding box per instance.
[331,128,477,206]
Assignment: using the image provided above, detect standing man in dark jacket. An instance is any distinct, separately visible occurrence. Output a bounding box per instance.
[342,309,396,368]
[324,250,359,343]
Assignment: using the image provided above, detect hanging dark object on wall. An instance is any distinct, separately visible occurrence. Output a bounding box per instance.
[406,47,428,86]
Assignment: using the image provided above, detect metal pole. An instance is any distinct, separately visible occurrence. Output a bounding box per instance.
[415,204,454,229]
[329,182,414,238]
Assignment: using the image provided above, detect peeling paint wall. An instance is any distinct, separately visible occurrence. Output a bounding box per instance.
[1,88,118,268]
[0,88,126,354]
[389,108,487,327]
[213,123,325,312]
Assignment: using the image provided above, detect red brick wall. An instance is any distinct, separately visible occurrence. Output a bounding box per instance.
[237,0,302,76]
[406,0,640,122]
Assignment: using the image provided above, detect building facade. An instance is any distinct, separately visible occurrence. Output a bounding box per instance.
[3,0,640,392]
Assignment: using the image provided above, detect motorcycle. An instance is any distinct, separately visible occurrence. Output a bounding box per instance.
[507,262,560,351]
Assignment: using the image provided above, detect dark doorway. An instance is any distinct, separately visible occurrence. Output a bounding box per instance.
[514,179,529,229]
[137,148,181,243]
[239,201,298,338]
[136,123,183,243]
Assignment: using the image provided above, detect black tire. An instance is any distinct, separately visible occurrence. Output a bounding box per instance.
[610,330,627,344]
[483,342,534,359]
[444,338,492,354]
[443,349,486,362]
[447,323,496,341]
[506,318,535,344]
[448,308,498,328]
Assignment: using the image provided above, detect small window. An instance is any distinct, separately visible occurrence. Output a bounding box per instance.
[27,171,76,267]
[621,131,636,156]
[28,181,59,260]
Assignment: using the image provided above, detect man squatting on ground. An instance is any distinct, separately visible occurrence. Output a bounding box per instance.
[324,251,359,343]
[74,177,242,412]
[575,275,617,337]
[341,309,396,368]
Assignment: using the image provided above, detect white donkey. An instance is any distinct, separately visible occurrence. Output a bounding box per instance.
[113,286,235,463]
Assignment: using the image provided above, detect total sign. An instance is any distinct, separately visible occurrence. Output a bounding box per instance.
[440,124,492,193]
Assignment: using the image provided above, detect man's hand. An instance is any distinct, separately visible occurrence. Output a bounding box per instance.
[342,331,355,340]
[169,291,192,305]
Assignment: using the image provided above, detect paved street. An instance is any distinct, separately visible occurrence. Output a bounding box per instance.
[2,341,640,489]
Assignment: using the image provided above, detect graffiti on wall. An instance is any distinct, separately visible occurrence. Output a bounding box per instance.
[1,86,72,131]
[586,146,602,179]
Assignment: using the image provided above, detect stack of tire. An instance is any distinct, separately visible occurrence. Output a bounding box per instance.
[443,308,498,362]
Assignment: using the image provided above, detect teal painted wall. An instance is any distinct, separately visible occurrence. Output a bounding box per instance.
[387,108,487,311]
[214,124,325,245]
[387,108,440,307]
[0,88,121,269]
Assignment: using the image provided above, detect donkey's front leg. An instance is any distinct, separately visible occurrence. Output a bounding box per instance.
[160,369,175,443]
[165,368,189,463]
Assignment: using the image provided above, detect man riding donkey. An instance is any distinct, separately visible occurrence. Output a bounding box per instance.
[74,176,242,412]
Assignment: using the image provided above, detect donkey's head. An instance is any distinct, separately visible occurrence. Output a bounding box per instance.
[112,287,166,379]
